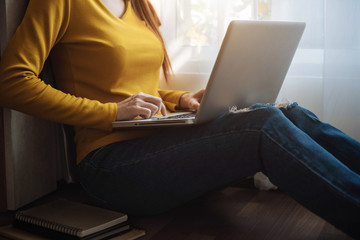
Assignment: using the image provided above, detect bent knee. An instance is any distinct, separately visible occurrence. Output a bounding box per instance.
[227,104,289,131]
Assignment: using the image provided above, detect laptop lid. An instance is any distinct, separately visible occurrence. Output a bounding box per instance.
[195,20,306,124]
[112,20,305,129]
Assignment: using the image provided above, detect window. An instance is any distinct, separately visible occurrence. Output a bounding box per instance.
[177,0,272,46]
[153,0,324,77]
[152,0,360,140]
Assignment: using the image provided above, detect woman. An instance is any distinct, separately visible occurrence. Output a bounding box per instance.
[0,0,359,238]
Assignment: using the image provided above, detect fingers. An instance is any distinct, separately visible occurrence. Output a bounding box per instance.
[160,102,167,116]
[129,92,163,118]
[179,89,205,111]
[137,101,159,119]
[192,89,205,110]
[116,92,167,121]
[187,98,200,111]
[135,92,161,106]
[136,92,167,117]
[194,89,205,99]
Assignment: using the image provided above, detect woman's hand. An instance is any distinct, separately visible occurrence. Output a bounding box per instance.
[179,89,205,111]
[116,92,167,121]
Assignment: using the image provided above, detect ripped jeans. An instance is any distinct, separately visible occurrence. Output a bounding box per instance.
[79,103,360,238]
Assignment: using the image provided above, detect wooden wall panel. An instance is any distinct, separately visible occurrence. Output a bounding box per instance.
[0,108,6,211]
[0,0,59,211]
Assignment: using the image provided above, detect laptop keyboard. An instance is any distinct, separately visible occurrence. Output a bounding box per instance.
[158,113,196,120]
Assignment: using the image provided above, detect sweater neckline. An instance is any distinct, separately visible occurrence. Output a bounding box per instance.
[96,0,130,22]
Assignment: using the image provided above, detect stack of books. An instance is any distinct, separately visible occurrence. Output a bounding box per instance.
[0,198,145,240]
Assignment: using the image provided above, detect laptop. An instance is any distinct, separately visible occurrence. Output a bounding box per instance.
[112,20,306,129]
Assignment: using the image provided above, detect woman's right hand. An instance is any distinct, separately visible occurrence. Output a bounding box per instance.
[116,92,167,121]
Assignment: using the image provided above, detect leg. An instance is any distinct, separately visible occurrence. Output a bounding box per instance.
[79,112,264,215]
[79,105,360,238]
[279,102,360,174]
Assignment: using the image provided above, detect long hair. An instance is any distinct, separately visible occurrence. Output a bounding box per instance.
[129,0,172,82]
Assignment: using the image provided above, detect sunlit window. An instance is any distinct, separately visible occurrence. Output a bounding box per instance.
[153,0,360,139]
[153,0,325,76]
[177,0,272,46]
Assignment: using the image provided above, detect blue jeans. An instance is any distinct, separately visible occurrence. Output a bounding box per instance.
[79,103,360,238]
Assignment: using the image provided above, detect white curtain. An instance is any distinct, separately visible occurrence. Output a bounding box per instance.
[323,1,360,141]
[152,0,360,141]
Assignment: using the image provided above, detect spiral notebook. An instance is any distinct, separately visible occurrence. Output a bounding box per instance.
[0,225,145,240]
[12,199,130,240]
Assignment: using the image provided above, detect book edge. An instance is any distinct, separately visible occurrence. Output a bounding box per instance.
[15,199,128,238]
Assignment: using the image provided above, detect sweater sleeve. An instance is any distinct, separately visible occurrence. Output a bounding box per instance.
[0,0,117,131]
[158,89,189,112]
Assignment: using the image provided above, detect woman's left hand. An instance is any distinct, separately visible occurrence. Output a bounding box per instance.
[179,89,205,111]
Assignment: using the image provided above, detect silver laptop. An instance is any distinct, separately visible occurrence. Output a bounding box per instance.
[112,20,306,129]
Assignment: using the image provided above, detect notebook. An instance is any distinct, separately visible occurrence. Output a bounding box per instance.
[0,225,145,240]
[12,199,129,240]
[112,20,306,129]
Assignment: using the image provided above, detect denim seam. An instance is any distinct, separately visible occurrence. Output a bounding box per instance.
[297,106,321,123]
[262,131,360,207]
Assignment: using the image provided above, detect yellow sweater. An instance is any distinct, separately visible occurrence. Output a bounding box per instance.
[0,0,187,163]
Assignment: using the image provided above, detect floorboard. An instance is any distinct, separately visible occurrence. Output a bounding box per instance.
[0,180,354,240]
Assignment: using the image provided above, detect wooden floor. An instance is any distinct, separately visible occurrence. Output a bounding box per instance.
[0,180,354,240]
